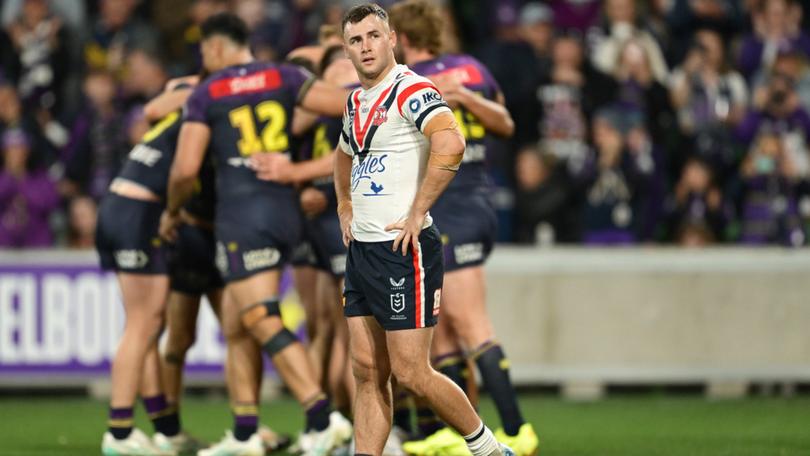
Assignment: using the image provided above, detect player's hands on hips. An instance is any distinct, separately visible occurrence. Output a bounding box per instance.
[385,211,426,256]
[337,201,354,246]
[250,153,295,183]
[159,210,182,242]
[300,187,328,217]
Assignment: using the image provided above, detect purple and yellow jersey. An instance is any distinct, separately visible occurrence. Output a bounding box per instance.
[184,61,314,202]
[409,54,501,191]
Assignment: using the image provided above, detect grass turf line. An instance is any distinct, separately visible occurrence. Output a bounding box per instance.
[0,394,808,455]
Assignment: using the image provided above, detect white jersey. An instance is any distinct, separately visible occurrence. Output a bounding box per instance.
[338,64,452,242]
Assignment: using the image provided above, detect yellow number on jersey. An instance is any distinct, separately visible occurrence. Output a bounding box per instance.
[142,111,180,143]
[453,108,485,140]
[229,100,289,156]
[312,124,333,159]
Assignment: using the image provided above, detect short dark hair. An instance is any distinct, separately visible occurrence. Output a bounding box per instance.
[341,3,388,33]
[201,12,249,46]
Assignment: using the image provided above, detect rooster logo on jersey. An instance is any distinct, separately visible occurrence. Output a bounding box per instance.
[371,106,388,126]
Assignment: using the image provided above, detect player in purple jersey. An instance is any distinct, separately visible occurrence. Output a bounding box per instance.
[140,79,290,454]
[159,13,351,456]
[389,2,538,455]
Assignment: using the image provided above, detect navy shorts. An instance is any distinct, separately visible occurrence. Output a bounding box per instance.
[290,238,318,268]
[306,211,347,277]
[95,193,167,274]
[168,223,224,295]
[214,195,301,282]
[431,189,497,272]
[344,225,443,331]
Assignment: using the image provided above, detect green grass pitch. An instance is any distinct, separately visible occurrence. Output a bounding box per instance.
[0,394,808,455]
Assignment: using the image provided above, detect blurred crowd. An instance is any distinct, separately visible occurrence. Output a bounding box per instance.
[1,0,810,248]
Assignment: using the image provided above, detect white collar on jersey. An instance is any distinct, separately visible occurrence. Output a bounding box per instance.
[360,64,409,97]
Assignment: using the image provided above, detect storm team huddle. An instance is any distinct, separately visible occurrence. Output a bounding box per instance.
[95,2,538,456]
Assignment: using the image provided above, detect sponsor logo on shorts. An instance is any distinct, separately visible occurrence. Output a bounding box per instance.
[128,144,162,166]
[243,248,281,271]
[433,289,441,316]
[114,250,149,269]
[389,277,405,290]
[390,293,405,315]
[331,255,347,275]
[215,242,229,276]
[454,243,484,265]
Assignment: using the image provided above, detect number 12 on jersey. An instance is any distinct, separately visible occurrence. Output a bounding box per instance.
[229,100,289,156]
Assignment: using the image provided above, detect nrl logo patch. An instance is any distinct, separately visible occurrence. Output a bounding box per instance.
[390,293,405,313]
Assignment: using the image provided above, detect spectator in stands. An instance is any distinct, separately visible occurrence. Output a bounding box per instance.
[519,33,616,158]
[0,81,55,166]
[738,0,810,80]
[3,0,71,115]
[613,39,676,152]
[513,144,577,244]
[737,131,806,245]
[476,2,552,141]
[670,28,748,180]
[66,194,96,249]
[573,106,656,244]
[737,60,810,179]
[0,128,59,247]
[547,0,602,34]
[122,48,168,107]
[83,0,159,75]
[591,0,669,85]
[665,157,728,243]
[751,50,810,111]
[61,70,127,200]
[181,0,230,73]
[663,0,745,66]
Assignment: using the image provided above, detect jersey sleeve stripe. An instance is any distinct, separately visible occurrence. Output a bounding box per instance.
[414,103,450,131]
[397,81,439,116]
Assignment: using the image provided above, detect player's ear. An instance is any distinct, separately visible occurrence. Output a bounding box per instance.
[389,28,397,48]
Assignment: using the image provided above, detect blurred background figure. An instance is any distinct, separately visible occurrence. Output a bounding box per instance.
[513,145,576,245]
[737,0,810,80]
[573,107,657,245]
[83,0,158,75]
[665,157,728,244]
[670,28,748,182]
[591,0,669,85]
[65,194,97,249]
[61,70,128,200]
[737,131,806,245]
[0,128,59,247]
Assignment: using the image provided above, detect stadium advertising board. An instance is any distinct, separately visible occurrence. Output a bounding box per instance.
[0,259,301,384]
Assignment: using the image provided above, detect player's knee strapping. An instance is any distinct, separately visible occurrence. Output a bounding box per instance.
[240,298,281,329]
[262,328,299,357]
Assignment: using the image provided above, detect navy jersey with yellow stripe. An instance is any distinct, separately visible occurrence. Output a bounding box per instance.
[409,54,501,191]
[116,110,182,198]
[184,61,313,202]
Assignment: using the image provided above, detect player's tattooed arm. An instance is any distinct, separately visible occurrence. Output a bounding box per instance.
[387,112,465,255]
[334,147,354,246]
